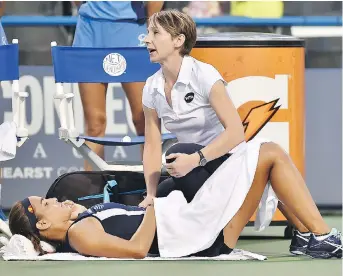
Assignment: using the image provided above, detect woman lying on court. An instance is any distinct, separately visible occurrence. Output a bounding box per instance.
[7,140,342,260]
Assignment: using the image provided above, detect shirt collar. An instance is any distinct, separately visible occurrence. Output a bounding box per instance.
[154,55,194,94]
[177,55,193,85]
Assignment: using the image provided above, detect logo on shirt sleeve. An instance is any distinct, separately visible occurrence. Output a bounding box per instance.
[184,92,194,103]
[92,203,105,212]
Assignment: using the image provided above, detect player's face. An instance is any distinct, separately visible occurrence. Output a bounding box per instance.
[29,196,74,225]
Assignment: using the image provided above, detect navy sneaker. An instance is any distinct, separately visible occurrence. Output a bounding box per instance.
[306,228,342,259]
[289,230,310,255]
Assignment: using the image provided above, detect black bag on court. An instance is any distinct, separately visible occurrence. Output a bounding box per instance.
[45,170,154,208]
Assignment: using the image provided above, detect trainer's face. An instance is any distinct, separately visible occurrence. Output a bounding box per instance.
[145,22,185,63]
[29,196,73,229]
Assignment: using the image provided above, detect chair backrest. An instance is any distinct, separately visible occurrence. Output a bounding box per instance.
[0,41,28,143]
[0,43,19,81]
[51,44,160,83]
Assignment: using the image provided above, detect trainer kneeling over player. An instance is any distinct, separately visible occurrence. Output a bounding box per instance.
[139,10,342,259]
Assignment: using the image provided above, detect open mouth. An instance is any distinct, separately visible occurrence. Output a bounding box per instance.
[148,49,157,54]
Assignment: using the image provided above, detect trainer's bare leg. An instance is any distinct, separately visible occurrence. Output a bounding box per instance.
[79,82,108,171]
[223,142,329,248]
[122,82,146,160]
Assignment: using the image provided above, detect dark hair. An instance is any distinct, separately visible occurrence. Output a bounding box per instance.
[8,201,45,255]
[149,10,197,56]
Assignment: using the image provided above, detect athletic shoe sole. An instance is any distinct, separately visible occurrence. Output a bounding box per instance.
[306,250,342,259]
[290,245,307,256]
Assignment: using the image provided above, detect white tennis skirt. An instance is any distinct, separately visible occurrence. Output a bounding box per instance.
[154,138,278,258]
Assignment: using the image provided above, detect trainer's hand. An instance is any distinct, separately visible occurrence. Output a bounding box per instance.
[139,194,155,208]
[165,153,199,178]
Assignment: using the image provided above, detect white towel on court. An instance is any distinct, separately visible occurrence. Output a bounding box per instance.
[1,234,266,261]
[154,138,278,258]
[0,121,17,161]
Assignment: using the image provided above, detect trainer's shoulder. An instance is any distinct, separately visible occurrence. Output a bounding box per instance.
[192,57,220,77]
[190,57,223,89]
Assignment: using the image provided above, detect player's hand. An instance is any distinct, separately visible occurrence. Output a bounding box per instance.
[165,153,199,178]
[63,200,87,219]
[62,200,75,208]
[139,194,155,208]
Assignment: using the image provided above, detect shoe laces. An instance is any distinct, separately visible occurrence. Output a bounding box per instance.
[328,228,343,242]
[334,230,342,241]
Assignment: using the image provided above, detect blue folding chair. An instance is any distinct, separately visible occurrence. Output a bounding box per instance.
[0,40,28,146]
[0,40,29,221]
[50,42,177,171]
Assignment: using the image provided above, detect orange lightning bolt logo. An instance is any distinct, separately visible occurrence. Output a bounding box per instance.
[242,99,280,141]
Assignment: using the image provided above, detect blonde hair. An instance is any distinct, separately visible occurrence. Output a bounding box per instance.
[149,10,197,56]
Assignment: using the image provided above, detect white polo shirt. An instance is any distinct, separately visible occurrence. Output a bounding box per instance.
[142,55,227,146]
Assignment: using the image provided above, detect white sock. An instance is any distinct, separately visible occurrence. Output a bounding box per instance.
[314,228,334,241]
[297,231,311,237]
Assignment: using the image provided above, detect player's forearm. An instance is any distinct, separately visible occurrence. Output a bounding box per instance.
[130,205,156,257]
[193,126,245,164]
[145,1,164,18]
[143,142,162,196]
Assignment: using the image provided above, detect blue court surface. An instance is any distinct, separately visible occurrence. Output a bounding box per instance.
[1,215,341,276]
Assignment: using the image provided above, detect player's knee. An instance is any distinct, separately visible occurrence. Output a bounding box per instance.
[260,142,288,163]
[85,113,106,136]
[166,143,180,156]
[166,143,203,156]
